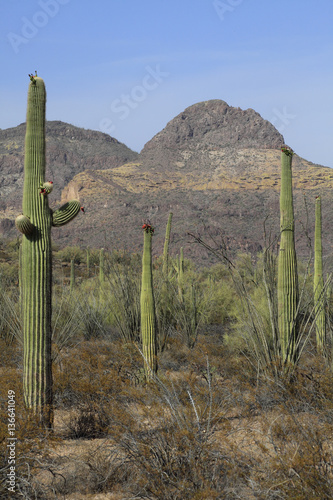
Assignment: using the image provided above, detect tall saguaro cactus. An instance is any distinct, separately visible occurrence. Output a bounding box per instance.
[140,223,157,379]
[314,195,325,353]
[277,146,299,366]
[15,75,81,427]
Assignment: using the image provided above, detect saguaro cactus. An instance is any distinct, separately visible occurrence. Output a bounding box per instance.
[15,75,81,427]
[140,222,157,379]
[314,196,325,353]
[277,146,299,366]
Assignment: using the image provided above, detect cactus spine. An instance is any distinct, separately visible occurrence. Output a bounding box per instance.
[16,75,81,427]
[314,196,325,353]
[140,224,157,379]
[277,146,299,366]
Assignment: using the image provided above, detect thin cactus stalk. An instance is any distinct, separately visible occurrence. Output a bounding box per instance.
[70,259,75,291]
[189,282,198,348]
[326,273,332,304]
[15,75,81,427]
[277,146,299,366]
[140,223,157,379]
[314,196,325,353]
[86,248,90,278]
[99,248,105,284]
[178,247,184,301]
[162,212,173,275]
[158,212,173,353]
[99,247,105,303]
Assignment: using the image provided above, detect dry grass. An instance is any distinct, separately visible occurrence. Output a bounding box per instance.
[1,333,333,499]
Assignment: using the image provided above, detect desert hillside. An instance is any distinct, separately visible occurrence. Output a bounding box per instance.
[1,100,332,264]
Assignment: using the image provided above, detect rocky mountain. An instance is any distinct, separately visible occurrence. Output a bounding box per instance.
[142,99,283,153]
[0,120,139,217]
[1,100,333,266]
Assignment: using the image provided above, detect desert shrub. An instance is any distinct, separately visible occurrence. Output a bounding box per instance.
[222,249,326,381]
[106,363,253,500]
[154,258,223,350]
[46,440,134,498]
[0,365,59,499]
[3,239,333,498]
[159,336,192,371]
[51,285,83,358]
[259,410,333,499]
[78,294,112,340]
[104,253,142,342]
[0,338,22,369]
[66,281,116,341]
[0,284,21,346]
[201,276,236,326]
[67,402,111,439]
[53,245,84,264]
[0,262,19,286]
[53,339,142,409]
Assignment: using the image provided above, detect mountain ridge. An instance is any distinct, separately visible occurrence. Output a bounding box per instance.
[0,100,332,265]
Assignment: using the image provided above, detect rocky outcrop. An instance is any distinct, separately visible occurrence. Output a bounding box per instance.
[0,101,331,264]
[141,100,284,153]
[0,121,139,208]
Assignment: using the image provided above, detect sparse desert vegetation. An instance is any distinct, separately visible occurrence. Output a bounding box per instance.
[1,236,333,499]
[1,76,333,500]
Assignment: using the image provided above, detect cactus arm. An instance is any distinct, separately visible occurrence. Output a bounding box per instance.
[15,214,35,235]
[314,196,325,353]
[52,200,81,227]
[140,225,157,379]
[277,146,299,366]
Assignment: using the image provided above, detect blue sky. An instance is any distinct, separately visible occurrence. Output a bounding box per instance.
[1,0,333,167]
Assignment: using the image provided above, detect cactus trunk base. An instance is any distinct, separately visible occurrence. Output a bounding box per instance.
[141,226,157,380]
